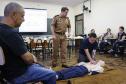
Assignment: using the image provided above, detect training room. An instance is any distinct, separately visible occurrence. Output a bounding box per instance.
[0,0,126,84]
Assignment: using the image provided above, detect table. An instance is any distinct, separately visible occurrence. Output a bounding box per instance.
[67,36,84,59]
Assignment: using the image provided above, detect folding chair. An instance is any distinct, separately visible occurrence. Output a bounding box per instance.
[0,46,7,84]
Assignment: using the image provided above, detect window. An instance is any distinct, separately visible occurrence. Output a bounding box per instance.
[75,14,84,36]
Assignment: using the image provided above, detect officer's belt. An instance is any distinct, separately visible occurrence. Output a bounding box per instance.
[55,32,65,35]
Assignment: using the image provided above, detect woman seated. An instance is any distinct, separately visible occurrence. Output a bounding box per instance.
[56,60,105,80]
[99,28,114,54]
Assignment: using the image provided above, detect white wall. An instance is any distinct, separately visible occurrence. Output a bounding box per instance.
[2,0,126,36]
[74,3,83,16]
[74,0,126,36]
[0,0,75,36]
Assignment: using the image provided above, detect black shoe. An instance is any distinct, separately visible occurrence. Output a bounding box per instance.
[99,52,104,55]
[62,64,69,68]
[52,64,58,67]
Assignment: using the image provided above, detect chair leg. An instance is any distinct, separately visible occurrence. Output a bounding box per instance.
[67,80,72,84]
[0,79,8,84]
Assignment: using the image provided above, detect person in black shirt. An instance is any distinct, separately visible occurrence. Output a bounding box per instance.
[78,33,98,64]
[0,2,56,84]
[108,26,126,57]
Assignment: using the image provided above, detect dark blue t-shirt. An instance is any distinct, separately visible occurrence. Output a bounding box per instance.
[0,23,29,80]
[79,38,98,56]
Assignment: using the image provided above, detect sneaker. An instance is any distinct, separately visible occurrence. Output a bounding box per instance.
[62,64,69,68]
[52,64,58,67]
[108,49,113,53]
[114,54,119,57]
[99,52,104,55]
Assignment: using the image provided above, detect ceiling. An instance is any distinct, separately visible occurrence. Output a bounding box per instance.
[21,0,86,6]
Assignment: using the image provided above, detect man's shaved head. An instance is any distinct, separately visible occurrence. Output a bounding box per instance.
[3,2,25,28]
[4,2,24,17]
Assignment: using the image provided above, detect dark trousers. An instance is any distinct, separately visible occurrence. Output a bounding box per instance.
[99,41,110,52]
[11,64,56,84]
[56,65,88,80]
[78,53,90,63]
[112,41,125,54]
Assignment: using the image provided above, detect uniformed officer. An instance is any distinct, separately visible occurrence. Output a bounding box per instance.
[51,7,71,67]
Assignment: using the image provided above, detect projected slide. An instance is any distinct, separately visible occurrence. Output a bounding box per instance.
[19,8,47,32]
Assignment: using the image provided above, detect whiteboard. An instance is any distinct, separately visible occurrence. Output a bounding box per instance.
[19,8,47,32]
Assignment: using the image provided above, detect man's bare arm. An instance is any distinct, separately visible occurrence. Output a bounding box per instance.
[84,49,93,61]
[84,49,96,64]
[21,52,37,64]
[92,50,96,60]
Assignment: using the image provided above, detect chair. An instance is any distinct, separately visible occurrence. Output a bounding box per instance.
[118,45,126,60]
[30,39,44,59]
[67,38,72,60]
[24,42,30,52]
[47,39,53,60]
[29,39,36,53]
[0,46,39,84]
[35,39,43,59]
[42,39,52,61]
[0,46,7,84]
[0,46,5,66]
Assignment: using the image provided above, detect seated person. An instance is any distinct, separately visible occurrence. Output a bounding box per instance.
[90,29,96,33]
[108,26,126,57]
[99,28,114,54]
[0,2,56,84]
[78,33,98,64]
[56,60,105,80]
[88,29,96,36]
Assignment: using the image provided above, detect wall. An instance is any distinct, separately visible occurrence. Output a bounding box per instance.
[0,0,75,36]
[74,0,126,36]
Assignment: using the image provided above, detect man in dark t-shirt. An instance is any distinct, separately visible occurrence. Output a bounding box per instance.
[78,33,98,64]
[0,2,56,84]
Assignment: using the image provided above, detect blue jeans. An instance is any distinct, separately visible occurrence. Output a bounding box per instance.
[56,65,88,80]
[112,41,125,54]
[11,64,56,84]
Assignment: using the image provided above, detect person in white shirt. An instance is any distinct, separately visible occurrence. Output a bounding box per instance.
[99,28,114,54]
